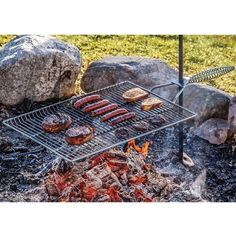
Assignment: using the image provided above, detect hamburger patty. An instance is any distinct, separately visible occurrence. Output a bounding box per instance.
[65,125,94,145]
[42,113,72,133]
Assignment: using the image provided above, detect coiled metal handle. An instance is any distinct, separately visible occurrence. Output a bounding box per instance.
[189,66,235,83]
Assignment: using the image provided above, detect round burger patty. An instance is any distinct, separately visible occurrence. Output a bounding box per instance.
[65,125,94,145]
[42,112,72,133]
[148,114,166,126]
[114,127,131,139]
[132,121,150,131]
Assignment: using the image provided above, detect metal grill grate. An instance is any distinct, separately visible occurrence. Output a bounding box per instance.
[3,81,197,162]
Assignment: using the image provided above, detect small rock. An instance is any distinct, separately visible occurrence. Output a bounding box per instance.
[182,152,195,167]
[194,118,229,145]
[228,96,236,134]
[190,169,206,199]
[0,35,82,106]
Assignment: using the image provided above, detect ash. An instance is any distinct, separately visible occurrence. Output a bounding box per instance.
[0,101,235,202]
[140,125,236,202]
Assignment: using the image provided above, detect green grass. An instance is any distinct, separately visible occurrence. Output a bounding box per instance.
[1,35,235,94]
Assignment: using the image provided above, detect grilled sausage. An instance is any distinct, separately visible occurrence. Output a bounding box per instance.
[74,94,101,109]
[91,103,119,117]
[109,112,136,126]
[82,99,110,113]
[101,108,128,122]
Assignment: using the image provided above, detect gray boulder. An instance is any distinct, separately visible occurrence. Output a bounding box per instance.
[194,118,229,145]
[80,56,180,100]
[0,35,82,106]
[183,83,231,125]
[228,96,236,134]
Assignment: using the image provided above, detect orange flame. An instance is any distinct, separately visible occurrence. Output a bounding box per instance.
[125,140,151,158]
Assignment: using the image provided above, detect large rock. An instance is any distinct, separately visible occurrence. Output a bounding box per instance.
[0,35,82,106]
[228,96,236,134]
[183,84,231,125]
[194,118,229,145]
[81,56,231,125]
[80,56,180,100]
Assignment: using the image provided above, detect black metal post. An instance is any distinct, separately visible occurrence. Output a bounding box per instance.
[178,35,184,159]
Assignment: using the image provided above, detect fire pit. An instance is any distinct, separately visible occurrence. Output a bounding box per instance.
[1,36,235,202]
[1,78,235,202]
[1,100,236,202]
[1,78,197,202]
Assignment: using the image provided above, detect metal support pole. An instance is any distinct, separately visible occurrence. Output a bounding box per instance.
[178,35,184,159]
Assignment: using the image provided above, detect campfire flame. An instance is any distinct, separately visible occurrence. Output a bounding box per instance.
[125,140,151,158]
[44,140,176,202]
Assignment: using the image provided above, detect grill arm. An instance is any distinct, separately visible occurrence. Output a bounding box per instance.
[151,66,235,104]
[150,81,185,104]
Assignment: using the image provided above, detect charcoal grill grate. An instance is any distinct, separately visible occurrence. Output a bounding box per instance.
[3,81,197,162]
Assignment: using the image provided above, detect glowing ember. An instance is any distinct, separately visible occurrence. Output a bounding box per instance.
[44,142,177,202]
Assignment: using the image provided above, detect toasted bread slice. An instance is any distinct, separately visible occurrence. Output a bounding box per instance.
[122,88,149,102]
[141,97,163,111]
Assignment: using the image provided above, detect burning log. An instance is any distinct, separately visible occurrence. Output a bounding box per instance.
[44,141,177,202]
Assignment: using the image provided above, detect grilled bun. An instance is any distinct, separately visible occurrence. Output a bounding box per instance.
[122,88,149,102]
[141,97,163,111]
